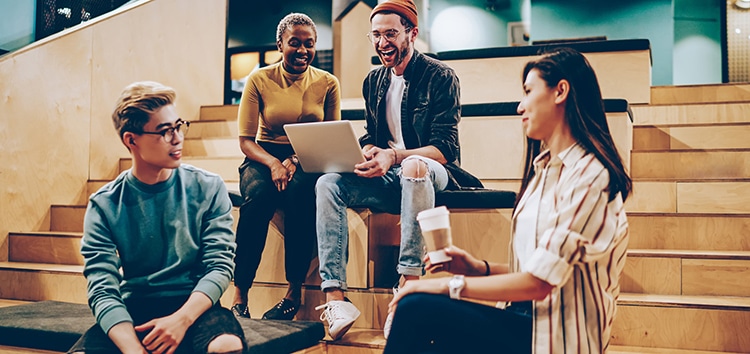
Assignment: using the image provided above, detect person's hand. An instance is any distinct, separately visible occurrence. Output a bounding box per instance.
[269,159,290,191]
[425,246,484,276]
[282,157,297,182]
[134,312,191,354]
[388,277,450,313]
[354,146,395,178]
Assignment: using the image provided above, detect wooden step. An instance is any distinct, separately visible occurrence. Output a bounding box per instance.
[232,285,750,353]
[49,205,85,232]
[650,84,750,105]
[631,150,750,180]
[633,124,750,151]
[628,213,750,251]
[626,181,750,214]
[622,250,750,296]
[199,105,238,121]
[183,137,243,158]
[609,346,745,354]
[187,119,238,138]
[119,157,243,182]
[614,293,750,352]
[0,262,86,303]
[631,102,750,126]
[0,345,63,354]
[8,232,83,265]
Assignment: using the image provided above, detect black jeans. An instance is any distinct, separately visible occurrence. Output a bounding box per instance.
[384,293,532,354]
[234,142,320,289]
[68,296,246,354]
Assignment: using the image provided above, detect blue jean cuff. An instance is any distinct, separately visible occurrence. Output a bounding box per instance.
[321,280,348,292]
[397,265,425,277]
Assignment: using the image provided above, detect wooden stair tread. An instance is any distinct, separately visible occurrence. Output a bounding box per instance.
[609,345,746,354]
[618,293,750,310]
[9,231,82,238]
[627,249,750,259]
[0,345,62,354]
[0,262,82,274]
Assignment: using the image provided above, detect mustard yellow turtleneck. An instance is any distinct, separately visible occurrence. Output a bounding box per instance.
[237,62,341,143]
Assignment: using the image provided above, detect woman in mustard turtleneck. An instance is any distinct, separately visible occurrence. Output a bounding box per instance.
[231,12,341,321]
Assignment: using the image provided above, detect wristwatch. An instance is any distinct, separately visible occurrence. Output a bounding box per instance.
[448,275,465,300]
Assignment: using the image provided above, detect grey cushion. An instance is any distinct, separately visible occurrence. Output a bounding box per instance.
[0,301,324,353]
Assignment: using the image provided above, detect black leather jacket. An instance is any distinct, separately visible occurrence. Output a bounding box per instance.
[359,51,482,190]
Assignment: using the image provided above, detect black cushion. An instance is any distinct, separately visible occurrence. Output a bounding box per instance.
[0,301,324,353]
[436,189,516,209]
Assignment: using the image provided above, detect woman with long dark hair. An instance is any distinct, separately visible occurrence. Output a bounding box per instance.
[383,47,632,354]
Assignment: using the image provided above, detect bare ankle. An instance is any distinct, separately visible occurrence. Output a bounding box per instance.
[324,288,345,302]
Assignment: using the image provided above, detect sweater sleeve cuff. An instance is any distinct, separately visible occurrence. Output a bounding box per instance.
[525,248,573,287]
[193,281,224,304]
[99,306,133,334]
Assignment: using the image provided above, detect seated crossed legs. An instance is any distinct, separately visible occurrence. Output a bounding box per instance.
[315,156,448,340]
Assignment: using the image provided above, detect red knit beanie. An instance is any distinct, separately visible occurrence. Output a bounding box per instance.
[370,0,418,27]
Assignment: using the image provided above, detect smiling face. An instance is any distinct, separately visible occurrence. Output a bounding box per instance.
[516,69,566,143]
[278,24,316,74]
[370,13,416,75]
[124,104,184,183]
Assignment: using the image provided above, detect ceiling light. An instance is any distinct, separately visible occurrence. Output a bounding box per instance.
[735,0,750,9]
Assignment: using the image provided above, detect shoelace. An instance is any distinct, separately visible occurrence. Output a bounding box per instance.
[315,302,343,323]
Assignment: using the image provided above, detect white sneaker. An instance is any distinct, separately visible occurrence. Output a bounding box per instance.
[315,299,361,340]
[383,285,399,339]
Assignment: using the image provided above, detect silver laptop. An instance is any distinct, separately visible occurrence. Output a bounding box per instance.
[284,120,366,173]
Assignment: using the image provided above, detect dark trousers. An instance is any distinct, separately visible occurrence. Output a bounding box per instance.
[234,142,320,289]
[384,293,532,354]
[68,296,245,354]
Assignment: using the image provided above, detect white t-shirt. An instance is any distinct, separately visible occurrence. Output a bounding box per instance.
[385,71,406,150]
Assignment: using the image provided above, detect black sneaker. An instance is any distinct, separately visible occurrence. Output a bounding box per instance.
[231,303,250,318]
[262,298,299,320]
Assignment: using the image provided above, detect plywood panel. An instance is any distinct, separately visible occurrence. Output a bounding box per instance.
[668,125,750,150]
[447,50,651,104]
[632,151,750,180]
[89,0,227,180]
[628,214,750,251]
[633,127,672,151]
[334,2,375,99]
[459,112,631,180]
[0,266,87,303]
[50,205,85,232]
[683,259,750,297]
[621,257,681,295]
[631,103,750,126]
[0,27,92,262]
[253,209,370,289]
[651,84,750,105]
[189,120,239,139]
[458,116,525,179]
[678,182,750,214]
[625,182,676,213]
[9,233,83,265]
[183,138,242,158]
[612,305,750,352]
[199,105,240,121]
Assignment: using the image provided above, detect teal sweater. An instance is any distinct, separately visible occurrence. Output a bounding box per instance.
[81,164,236,333]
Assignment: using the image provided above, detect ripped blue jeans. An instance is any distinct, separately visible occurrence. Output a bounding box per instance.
[316,156,449,291]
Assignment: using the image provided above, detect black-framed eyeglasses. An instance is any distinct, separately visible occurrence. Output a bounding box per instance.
[136,119,190,142]
[367,28,410,43]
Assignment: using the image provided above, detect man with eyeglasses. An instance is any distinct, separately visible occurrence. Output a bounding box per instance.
[68,81,246,354]
[314,0,483,341]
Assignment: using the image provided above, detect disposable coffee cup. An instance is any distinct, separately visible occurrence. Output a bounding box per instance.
[417,206,453,264]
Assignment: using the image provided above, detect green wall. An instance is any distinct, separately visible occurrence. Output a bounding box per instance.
[531,0,675,85]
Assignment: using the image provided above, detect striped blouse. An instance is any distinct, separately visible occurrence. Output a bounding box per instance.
[510,143,629,354]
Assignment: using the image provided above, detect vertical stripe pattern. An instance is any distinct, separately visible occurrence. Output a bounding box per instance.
[511,144,629,354]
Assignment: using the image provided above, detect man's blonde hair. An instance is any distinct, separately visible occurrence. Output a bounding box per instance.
[112,81,176,140]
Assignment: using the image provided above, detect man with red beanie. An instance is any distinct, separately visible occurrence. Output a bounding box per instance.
[314,0,482,341]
